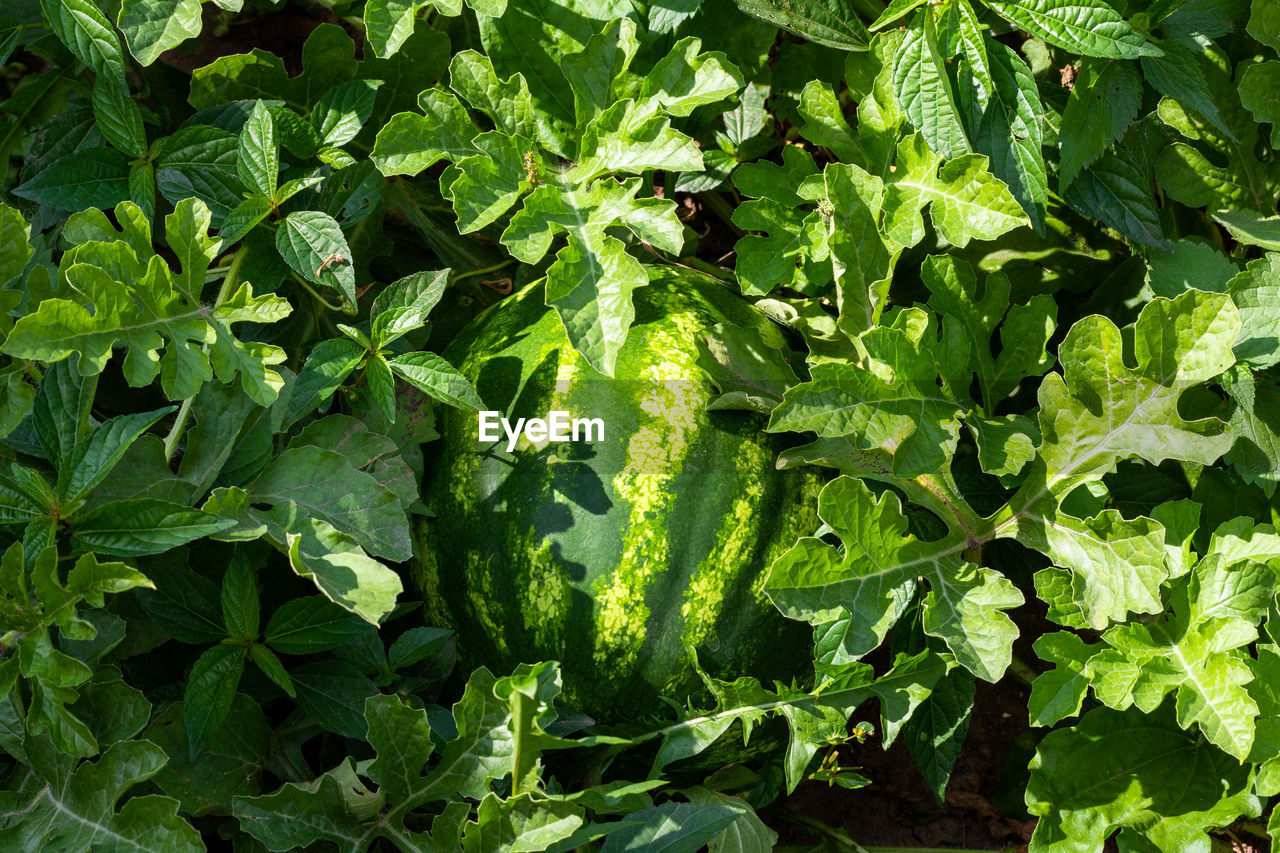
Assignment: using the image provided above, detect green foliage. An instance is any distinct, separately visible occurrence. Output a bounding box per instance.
[1,738,205,851]
[229,663,741,852]
[118,0,206,66]
[1,544,153,757]
[1026,705,1260,853]
[1030,518,1280,758]
[733,0,869,50]
[2,200,290,405]
[372,15,740,374]
[3,0,1280,850]
[290,269,484,424]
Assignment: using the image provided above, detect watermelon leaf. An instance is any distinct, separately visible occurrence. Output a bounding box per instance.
[372,22,739,374]
[0,545,153,758]
[0,200,290,406]
[1029,517,1280,759]
[649,649,948,791]
[766,477,1021,681]
[1026,705,1258,853]
[201,481,405,624]
[0,737,203,852]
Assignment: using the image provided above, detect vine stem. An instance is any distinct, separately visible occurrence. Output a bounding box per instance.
[452,259,515,284]
[912,471,983,543]
[1232,818,1270,838]
[775,810,866,851]
[212,247,247,306]
[1007,654,1039,688]
[698,191,744,236]
[677,256,735,281]
[162,245,248,463]
[290,272,348,313]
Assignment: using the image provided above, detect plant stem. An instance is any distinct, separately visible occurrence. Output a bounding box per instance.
[163,245,248,463]
[1007,654,1039,688]
[509,692,538,797]
[213,246,247,306]
[699,191,744,236]
[776,811,864,851]
[161,402,195,470]
[451,259,515,284]
[291,272,348,313]
[910,471,982,543]
[1232,818,1270,838]
[680,256,735,281]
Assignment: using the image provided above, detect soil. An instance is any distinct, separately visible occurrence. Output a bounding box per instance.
[759,609,1037,853]
[767,599,1272,852]
[774,675,1037,851]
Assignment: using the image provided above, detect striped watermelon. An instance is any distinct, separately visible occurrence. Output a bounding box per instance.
[413,267,820,721]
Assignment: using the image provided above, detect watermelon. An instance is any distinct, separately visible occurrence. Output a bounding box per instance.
[413,267,821,721]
